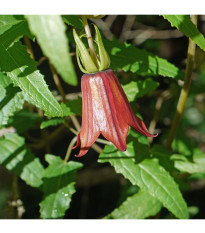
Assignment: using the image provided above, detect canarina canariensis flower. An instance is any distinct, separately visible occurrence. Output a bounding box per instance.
[72,23,157,157]
[73,69,157,157]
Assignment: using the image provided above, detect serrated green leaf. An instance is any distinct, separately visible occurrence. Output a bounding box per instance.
[0,16,31,48]
[40,118,65,129]
[171,149,205,174]
[40,154,83,219]
[0,15,24,36]
[0,40,63,117]
[163,15,205,52]
[0,133,45,188]
[26,15,78,86]
[63,15,84,29]
[0,72,24,128]
[61,96,82,116]
[122,78,159,102]
[98,135,189,219]
[104,38,184,80]
[106,189,162,219]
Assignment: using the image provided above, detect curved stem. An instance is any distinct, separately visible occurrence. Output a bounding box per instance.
[64,136,77,162]
[81,16,99,66]
[166,15,197,150]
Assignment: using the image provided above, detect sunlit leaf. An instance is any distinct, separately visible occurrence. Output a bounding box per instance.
[171,149,205,174]
[40,154,83,219]
[26,15,78,86]
[0,73,24,128]
[99,133,189,219]
[0,15,25,36]
[0,41,63,117]
[122,78,159,102]
[106,189,162,219]
[163,15,205,52]
[104,39,184,79]
[0,133,45,188]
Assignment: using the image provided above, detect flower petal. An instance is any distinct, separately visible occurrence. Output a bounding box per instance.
[91,71,129,151]
[73,75,100,157]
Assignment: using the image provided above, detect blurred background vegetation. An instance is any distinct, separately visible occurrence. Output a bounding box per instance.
[0,15,205,219]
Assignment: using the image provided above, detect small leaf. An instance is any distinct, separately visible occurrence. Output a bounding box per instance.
[104,38,184,80]
[40,154,83,219]
[171,149,205,174]
[99,133,189,219]
[0,133,45,188]
[163,15,205,52]
[40,118,65,129]
[26,15,78,86]
[0,72,24,128]
[122,78,159,102]
[63,15,84,29]
[61,97,82,116]
[106,189,162,219]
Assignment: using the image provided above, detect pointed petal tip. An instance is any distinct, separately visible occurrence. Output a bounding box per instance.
[144,132,158,138]
[74,147,90,157]
[115,143,127,152]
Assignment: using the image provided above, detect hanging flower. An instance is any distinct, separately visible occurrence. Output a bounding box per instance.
[73,69,157,157]
[72,23,157,157]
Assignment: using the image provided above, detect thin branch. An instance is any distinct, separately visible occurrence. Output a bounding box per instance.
[64,136,77,162]
[166,15,197,150]
[49,62,66,102]
[148,90,171,144]
[23,35,35,59]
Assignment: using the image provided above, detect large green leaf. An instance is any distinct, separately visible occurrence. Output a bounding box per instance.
[104,39,184,80]
[0,133,45,188]
[106,189,162,219]
[122,78,159,102]
[26,15,78,86]
[0,72,24,127]
[0,15,25,36]
[98,133,189,219]
[40,154,83,219]
[163,15,205,52]
[0,40,63,117]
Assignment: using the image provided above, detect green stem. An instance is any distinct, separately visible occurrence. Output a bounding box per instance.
[64,136,77,162]
[81,16,99,66]
[166,15,197,150]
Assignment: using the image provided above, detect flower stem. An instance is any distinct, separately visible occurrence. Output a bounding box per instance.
[81,16,99,66]
[166,15,197,150]
[49,62,66,102]
[64,136,77,162]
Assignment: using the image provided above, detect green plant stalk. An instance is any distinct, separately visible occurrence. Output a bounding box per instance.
[166,15,197,150]
[64,136,77,162]
[81,16,99,67]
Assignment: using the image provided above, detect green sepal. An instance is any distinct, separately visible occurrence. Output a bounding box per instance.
[73,28,98,73]
[93,24,110,71]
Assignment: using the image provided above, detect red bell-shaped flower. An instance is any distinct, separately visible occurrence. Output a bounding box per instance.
[73,69,157,157]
